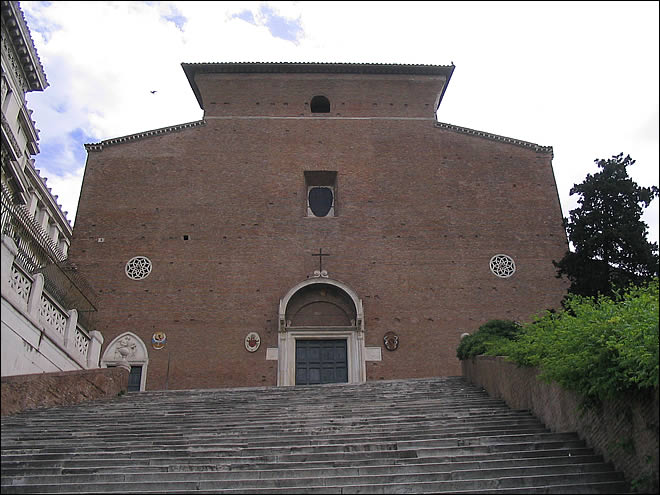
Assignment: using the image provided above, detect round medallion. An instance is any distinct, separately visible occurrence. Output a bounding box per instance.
[383,331,399,351]
[489,254,516,278]
[152,331,167,350]
[245,332,261,352]
[125,256,152,280]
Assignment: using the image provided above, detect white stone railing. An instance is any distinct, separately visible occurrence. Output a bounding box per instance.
[9,263,32,302]
[40,291,67,339]
[1,234,102,370]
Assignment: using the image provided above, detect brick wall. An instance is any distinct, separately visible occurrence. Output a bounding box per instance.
[1,367,129,416]
[68,71,569,390]
[463,355,659,493]
[194,72,447,118]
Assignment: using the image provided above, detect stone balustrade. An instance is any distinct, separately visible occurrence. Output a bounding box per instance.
[1,234,102,373]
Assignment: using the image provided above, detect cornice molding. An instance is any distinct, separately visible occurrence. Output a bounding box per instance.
[182,62,455,76]
[1,1,48,92]
[84,120,206,152]
[435,121,553,155]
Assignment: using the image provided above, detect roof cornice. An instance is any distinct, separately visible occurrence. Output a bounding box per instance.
[84,120,206,152]
[435,121,553,155]
[182,62,455,75]
[182,62,455,110]
[1,1,48,92]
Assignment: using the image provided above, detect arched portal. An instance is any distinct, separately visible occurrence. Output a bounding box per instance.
[101,332,149,391]
[278,278,365,386]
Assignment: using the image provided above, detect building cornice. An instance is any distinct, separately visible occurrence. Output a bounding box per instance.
[435,121,553,155]
[1,1,48,92]
[84,120,206,152]
[182,62,455,111]
[182,62,455,76]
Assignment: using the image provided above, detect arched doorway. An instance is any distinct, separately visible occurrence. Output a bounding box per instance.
[277,277,365,386]
[100,332,149,391]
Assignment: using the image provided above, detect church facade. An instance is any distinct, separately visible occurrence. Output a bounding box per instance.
[70,62,568,391]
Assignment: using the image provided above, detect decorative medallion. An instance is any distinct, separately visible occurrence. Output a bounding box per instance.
[383,331,399,351]
[489,254,516,278]
[152,331,167,350]
[125,256,152,280]
[245,332,261,352]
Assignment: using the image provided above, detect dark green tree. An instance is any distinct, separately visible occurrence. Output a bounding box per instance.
[554,153,659,298]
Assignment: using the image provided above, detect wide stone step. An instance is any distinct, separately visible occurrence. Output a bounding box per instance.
[1,441,591,474]
[0,471,627,493]
[1,417,544,441]
[2,425,553,456]
[2,410,533,435]
[0,449,601,477]
[2,458,620,487]
[1,406,529,426]
[1,432,584,464]
[2,404,520,429]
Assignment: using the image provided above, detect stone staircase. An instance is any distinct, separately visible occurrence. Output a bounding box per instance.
[1,376,630,493]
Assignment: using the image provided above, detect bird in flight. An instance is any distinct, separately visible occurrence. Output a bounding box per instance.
[150,90,157,94]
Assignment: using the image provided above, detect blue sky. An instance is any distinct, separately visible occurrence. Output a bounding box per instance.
[20,1,660,245]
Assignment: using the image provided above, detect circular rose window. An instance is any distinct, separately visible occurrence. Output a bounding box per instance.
[489,254,516,278]
[125,256,152,280]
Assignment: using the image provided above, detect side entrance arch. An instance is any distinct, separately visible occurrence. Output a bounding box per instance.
[277,277,365,386]
[101,332,149,391]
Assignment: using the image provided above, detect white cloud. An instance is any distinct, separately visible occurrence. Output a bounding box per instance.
[20,1,659,247]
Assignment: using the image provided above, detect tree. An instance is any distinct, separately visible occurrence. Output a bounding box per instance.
[554,153,659,298]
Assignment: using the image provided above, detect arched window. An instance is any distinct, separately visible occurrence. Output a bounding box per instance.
[310,95,330,113]
[308,186,334,217]
[304,171,337,217]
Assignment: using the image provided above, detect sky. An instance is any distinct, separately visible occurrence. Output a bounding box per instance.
[19,1,660,246]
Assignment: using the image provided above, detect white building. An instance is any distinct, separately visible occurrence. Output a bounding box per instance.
[1,0,103,376]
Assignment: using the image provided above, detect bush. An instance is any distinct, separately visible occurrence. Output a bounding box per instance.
[456,319,521,360]
[495,279,659,403]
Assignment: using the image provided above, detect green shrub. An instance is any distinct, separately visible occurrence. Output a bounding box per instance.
[456,319,521,360]
[495,279,659,403]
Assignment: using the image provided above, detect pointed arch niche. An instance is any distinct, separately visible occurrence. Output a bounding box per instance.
[101,332,149,391]
[276,277,379,386]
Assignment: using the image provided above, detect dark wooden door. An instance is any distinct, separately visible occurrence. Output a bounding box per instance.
[295,340,348,385]
[127,365,142,391]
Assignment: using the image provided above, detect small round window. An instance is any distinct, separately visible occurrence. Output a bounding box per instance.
[125,256,152,280]
[489,254,516,278]
[308,187,334,217]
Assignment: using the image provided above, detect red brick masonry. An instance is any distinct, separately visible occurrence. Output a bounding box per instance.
[462,355,659,493]
[1,367,129,416]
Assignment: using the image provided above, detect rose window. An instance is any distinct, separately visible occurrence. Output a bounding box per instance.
[125,256,152,280]
[489,254,516,278]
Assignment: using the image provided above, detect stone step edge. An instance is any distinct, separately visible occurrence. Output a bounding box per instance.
[2,410,536,428]
[0,453,605,477]
[1,448,600,474]
[0,441,590,468]
[1,460,617,486]
[2,406,525,427]
[0,471,626,493]
[0,432,583,460]
[1,426,555,453]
